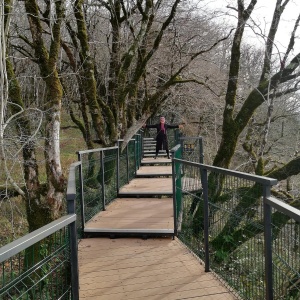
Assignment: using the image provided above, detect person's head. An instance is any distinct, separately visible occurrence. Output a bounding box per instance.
[160,116,165,124]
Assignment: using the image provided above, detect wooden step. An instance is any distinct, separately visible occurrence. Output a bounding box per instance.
[118,177,173,197]
[141,157,172,165]
[84,198,174,237]
[136,165,172,177]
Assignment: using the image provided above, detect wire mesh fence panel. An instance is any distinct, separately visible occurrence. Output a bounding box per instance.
[127,139,136,182]
[173,159,300,300]
[0,228,71,300]
[74,164,83,239]
[271,208,300,299]
[135,134,142,169]
[119,142,129,188]
[207,172,266,299]
[80,151,103,222]
[102,149,118,206]
[78,148,119,221]
[180,137,203,163]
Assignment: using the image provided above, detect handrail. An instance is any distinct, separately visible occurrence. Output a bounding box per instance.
[77,146,118,155]
[0,215,76,263]
[173,158,277,185]
[266,196,300,222]
[0,214,79,299]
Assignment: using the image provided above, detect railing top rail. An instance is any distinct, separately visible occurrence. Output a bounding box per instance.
[0,214,76,263]
[173,158,278,185]
[266,196,300,222]
[77,146,118,155]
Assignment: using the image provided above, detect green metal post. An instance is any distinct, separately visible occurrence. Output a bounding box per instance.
[126,144,129,183]
[117,141,120,193]
[101,151,106,211]
[77,153,85,232]
[172,158,177,239]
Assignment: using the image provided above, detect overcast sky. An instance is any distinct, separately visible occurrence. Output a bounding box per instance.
[203,0,300,53]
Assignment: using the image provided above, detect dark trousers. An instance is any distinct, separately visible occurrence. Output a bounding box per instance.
[156,136,169,157]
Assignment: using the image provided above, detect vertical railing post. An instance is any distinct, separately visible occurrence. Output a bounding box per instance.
[201,167,210,272]
[180,137,184,159]
[136,134,141,170]
[100,151,106,211]
[139,133,142,166]
[264,185,274,300]
[139,134,142,167]
[172,157,177,239]
[117,142,120,194]
[199,137,204,164]
[126,144,129,183]
[69,220,79,300]
[67,188,79,300]
[141,129,145,159]
[134,138,138,173]
[77,153,85,232]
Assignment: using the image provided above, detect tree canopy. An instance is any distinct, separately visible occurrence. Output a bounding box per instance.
[1,0,300,232]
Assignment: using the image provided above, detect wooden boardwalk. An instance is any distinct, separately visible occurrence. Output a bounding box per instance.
[79,237,237,299]
[84,198,174,235]
[78,147,237,299]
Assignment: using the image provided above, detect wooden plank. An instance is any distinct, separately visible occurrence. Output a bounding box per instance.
[136,165,172,176]
[79,161,236,299]
[79,237,237,300]
[141,157,172,164]
[85,198,174,230]
[119,178,173,194]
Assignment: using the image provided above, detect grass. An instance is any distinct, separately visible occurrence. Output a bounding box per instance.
[0,196,28,247]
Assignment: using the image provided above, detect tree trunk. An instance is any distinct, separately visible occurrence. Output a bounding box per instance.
[213,0,257,169]
[73,0,107,144]
[25,0,65,221]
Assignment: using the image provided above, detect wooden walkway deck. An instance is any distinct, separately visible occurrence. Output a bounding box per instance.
[79,237,237,299]
[78,147,238,299]
[84,198,174,235]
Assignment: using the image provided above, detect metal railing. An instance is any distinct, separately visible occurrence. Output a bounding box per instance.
[179,136,204,163]
[8,133,300,299]
[76,134,142,231]
[172,159,300,300]
[0,216,78,300]
[0,163,80,300]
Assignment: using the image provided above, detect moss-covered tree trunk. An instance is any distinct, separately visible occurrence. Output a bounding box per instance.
[73,0,110,144]
[24,0,65,221]
[213,0,299,171]
[3,0,50,232]
[213,0,257,169]
[66,0,182,145]
[4,1,61,296]
[6,59,51,231]
[201,0,300,269]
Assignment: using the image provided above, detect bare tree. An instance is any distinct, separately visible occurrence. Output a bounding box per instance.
[213,0,300,177]
[59,0,232,148]
[1,0,67,233]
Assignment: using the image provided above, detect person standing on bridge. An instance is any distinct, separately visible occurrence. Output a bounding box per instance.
[143,116,183,159]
